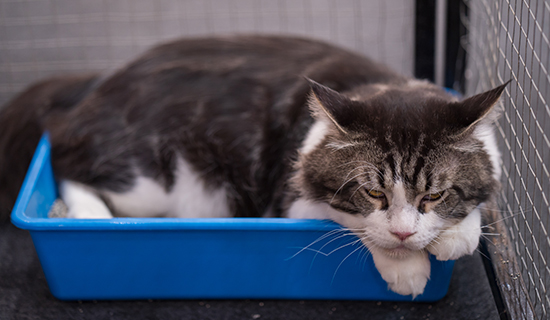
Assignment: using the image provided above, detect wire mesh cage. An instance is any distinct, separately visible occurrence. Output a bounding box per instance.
[0,0,414,106]
[467,0,550,318]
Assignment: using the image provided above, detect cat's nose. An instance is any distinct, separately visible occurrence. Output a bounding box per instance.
[391,231,415,241]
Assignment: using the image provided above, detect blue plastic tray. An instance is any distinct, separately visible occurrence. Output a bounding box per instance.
[11,134,455,301]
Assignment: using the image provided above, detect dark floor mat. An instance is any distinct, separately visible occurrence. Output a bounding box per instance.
[0,222,500,320]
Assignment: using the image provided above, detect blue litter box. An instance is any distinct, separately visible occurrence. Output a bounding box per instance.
[11,134,455,301]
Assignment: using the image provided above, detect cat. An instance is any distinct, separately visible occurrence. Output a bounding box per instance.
[0,35,507,297]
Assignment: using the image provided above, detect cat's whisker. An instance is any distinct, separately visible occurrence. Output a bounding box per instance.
[358,233,373,239]
[479,230,502,240]
[308,237,364,270]
[336,160,375,169]
[343,164,378,180]
[362,246,372,259]
[427,243,441,255]
[288,227,367,262]
[293,247,332,257]
[339,160,384,181]
[314,233,361,257]
[358,246,372,270]
[357,237,372,247]
[364,164,384,181]
[324,239,364,256]
[475,248,490,260]
[481,212,523,228]
[357,235,376,248]
[440,194,448,211]
[332,244,365,284]
[349,181,373,201]
[437,229,501,236]
[428,243,441,255]
[483,207,533,214]
[330,172,370,204]
[343,228,368,232]
[286,228,350,260]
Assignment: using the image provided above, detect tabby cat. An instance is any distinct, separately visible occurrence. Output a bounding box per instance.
[0,35,506,297]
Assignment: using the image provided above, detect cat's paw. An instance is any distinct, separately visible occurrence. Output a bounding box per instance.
[66,202,113,219]
[427,208,481,261]
[60,180,113,219]
[371,249,431,298]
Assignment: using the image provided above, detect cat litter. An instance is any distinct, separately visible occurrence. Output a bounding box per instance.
[48,199,68,218]
[11,134,455,301]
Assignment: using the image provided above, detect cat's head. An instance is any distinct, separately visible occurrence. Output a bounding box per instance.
[288,79,508,258]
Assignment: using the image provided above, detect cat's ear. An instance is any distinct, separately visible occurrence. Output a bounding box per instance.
[306,78,353,135]
[451,80,510,135]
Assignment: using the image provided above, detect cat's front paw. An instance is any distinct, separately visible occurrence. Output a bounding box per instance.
[66,204,113,219]
[371,249,431,298]
[427,208,481,261]
[60,180,113,219]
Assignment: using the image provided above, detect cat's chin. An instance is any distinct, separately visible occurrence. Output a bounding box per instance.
[378,245,414,259]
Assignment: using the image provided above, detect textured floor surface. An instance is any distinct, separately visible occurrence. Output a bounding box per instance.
[0,222,500,320]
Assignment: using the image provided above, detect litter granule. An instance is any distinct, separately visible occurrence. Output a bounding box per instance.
[48,199,68,218]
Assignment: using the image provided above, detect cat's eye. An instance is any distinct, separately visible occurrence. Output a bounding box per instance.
[422,192,443,201]
[367,189,386,199]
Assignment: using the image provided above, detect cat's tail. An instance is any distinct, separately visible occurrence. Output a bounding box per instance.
[0,74,100,223]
